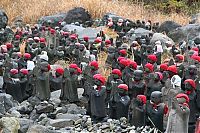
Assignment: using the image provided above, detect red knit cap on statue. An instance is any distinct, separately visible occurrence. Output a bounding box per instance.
[119,49,127,56]
[56,67,64,75]
[93,74,106,85]
[69,64,78,69]
[176,93,190,103]
[137,95,147,104]
[191,55,200,62]
[147,54,157,62]
[6,43,13,49]
[112,69,122,77]
[192,47,199,52]
[77,67,82,74]
[40,38,46,43]
[94,37,102,43]
[15,35,21,39]
[145,63,154,72]
[24,53,31,59]
[20,69,29,75]
[89,61,99,69]
[47,64,51,71]
[119,59,128,67]
[50,29,56,34]
[10,69,18,75]
[176,54,184,61]
[70,34,77,40]
[117,57,125,62]
[184,79,196,89]
[160,64,168,71]
[105,40,111,45]
[83,36,89,41]
[167,65,177,74]
[129,61,137,70]
[118,84,128,91]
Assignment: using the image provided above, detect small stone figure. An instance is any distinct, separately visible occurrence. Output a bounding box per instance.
[35,61,51,101]
[19,69,29,100]
[49,67,64,92]
[166,93,190,133]
[109,84,130,119]
[128,70,146,99]
[144,63,154,84]
[61,64,79,103]
[88,74,106,122]
[175,54,185,78]
[147,54,158,70]
[184,79,200,133]
[129,95,146,127]
[5,69,23,102]
[146,91,168,132]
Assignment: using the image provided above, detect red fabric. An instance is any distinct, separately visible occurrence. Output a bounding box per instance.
[186,90,193,95]
[105,40,111,44]
[191,55,200,62]
[137,95,147,104]
[56,67,64,75]
[47,64,51,71]
[119,49,127,55]
[145,63,154,72]
[94,37,102,43]
[176,54,184,61]
[69,64,78,69]
[70,34,77,40]
[118,84,128,91]
[117,56,125,62]
[176,93,190,103]
[167,65,177,74]
[10,69,18,75]
[6,43,13,49]
[40,38,46,43]
[24,53,31,59]
[112,69,122,77]
[192,47,199,52]
[155,72,163,80]
[50,29,56,34]
[77,67,82,74]
[83,36,89,41]
[15,35,20,39]
[89,61,99,69]
[119,59,128,67]
[129,61,137,70]
[93,74,106,85]
[147,54,157,62]
[160,63,168,71]
[164,105,168,115]
[184,79,196,89]
[20,69,29,75]
[62,32,69,36]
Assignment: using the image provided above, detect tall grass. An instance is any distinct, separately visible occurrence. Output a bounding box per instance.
[0,0,190,25]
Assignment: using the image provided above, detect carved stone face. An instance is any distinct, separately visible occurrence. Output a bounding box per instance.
[133,70,143,81]
[184,82,193,91]
[188,65,197,75]
[94,79,101,86]
[40,62,49,72]
[150,91,162,104]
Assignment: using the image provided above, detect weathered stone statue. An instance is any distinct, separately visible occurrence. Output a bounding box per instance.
[19,69,29,100]
[109,84,130,119]
[129,95,146,127]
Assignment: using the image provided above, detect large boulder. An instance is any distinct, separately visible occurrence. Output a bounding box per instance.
[157,21,181,34]
[150,33,175,47]
[0,117,20,133]
[38,13,66,27]
[0,93,18,114]
[35,102,54,114]
[64,7,91,24]
[102,13,123,23]
[62,24,85,33]
[168,24,200,43]
[190,13,200,24]
[0,9,8,29]
[127,28,153,41]
[18,118,33,133]
[65,104,86,115]
[46,119,74,128]
[27,125,51,133]
[77,28,101,41]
